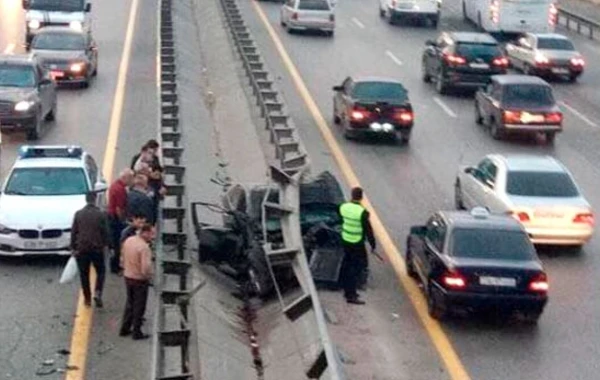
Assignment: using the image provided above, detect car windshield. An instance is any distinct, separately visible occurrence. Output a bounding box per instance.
[32,33,85,50]
[298,0,330,10]
[537,38,575,51]
[502,84,554,107]
[4,167,88,196]
[451,228,535,260]
[0,65,36,88]
[456,43,501,60]
[506,171,579,197]
[351,81,408,102]
[28,0,84,11]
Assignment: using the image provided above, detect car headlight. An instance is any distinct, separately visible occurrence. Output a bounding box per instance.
[70,62,85,72]
[0,223,13,235]
[28,20,41,29]
[69,21,83,31]
[14,100,35,112]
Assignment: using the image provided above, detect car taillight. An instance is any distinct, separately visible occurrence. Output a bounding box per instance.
[509,211,531,223]
[570,57,585,66]
[291,12,298,20]
[492,57,509,67]
[394,110,413,123]
[573,212,595,226]
[329,13,335,21]
[529,273,549,293]
[549,2,558,25]
[503,110,522,124]
[442,270,466,289]
[350,107,370,121]
[443,53,466,66]
[545,112,562,124]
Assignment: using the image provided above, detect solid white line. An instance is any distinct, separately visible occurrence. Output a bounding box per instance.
[559,101,598,128]
[385,50,403,66]
[3,43,15,54]
[433,96,457,118]
[351,17,365,29]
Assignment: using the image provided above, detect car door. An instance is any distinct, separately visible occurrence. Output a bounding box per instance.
[282,0,294,22]
[479,81,501,123]
[335,77,352,121]
[513,36,533,69]
[421,215,447,286]
[462,158,498,209]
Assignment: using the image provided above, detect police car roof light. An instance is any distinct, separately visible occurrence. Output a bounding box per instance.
[470,206,490,219]
[18,145,83,159]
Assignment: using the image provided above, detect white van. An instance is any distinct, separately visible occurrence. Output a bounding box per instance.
[462,0,557,34]
[379,0,442,27]
[22,0,92,46]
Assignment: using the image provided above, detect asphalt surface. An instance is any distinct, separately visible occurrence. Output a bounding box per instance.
[0,0,158,377]
[236,0,600,378]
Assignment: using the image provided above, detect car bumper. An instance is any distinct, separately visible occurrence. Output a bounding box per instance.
[347,120,412,137]
[0,114,37,131]
[287,20,335,32]
[526,227,593,246]
[0,234,71,256]
[391,8,439,17]
[534,65,584,77]
[49,70,89,84]
[503,123,562,132]
[444,70,505,88]
[442,287,548,312]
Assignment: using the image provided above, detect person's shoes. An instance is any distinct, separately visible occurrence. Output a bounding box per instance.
[83,298,92,307]
[93,296,103,308]
[346,298,366,305]
[119,329,131,337]
[132,332,150,340]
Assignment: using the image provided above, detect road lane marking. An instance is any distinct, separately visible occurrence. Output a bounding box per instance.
[351,17,365,29]
[251,2,471,380]
[433,96,458,118]
[385,50,403,66]
[559,101,598,128]
[65,0,140,377]
[3,43,15,54]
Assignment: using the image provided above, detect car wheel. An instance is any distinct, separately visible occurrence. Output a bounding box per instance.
[435,72,447,95]
[545,131,556,144]
[474,101,483,125]
[405,241,418,279]
[427,283,447,320]
[490,119,504,140]
[421,60,431,83]
[522,310,542,325]
[379,5,385,17]
[568,74,578,83]
[454,180,465,210]
[45,100,57,121]
[400,133,410,144]
[326,30,334,37]
[26,114,41,141]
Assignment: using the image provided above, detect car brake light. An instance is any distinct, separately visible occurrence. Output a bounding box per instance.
[350,106,370,121]
[394,110,413,123]
[442,270,466,289]
[443,53,466,66]
[545,112,562,124]
[529,273,549,293]
[492,57,509,67]
[503,110,522,124]
[573,212,595,226]
[509,211,530,222]
[291,12,298,20]
[570,57,585,66]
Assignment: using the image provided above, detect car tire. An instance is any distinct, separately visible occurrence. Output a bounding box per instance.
[405,240,418,279]
[326,30,334,37]
[568,73,578,83]
[379,5,385,17]
[45,100,57,122]
[400,133,410,144]
[421,60,431,83]
[522,311,542,325]
[435,72,447,95]
[26,114,41,141]
[427,283,447,320]
[474,101,483,125]
[545,131,556,144]
[454,180,465,210]
[490,119,504,140]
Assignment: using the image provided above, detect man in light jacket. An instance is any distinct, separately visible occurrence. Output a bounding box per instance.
[119,224,155,340]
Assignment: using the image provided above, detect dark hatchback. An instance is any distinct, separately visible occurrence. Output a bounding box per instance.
[406,207,549,323]
[332,76,414,143]
[422,32,508,95]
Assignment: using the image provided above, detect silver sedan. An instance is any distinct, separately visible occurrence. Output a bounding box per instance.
[280,0,335,36]
[454,154,594,247]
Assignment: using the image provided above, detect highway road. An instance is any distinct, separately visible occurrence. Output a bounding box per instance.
[0,0,157,377]
[237,0,600,378]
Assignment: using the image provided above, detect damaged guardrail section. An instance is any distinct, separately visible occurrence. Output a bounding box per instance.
[218,0,344,378]
[152,0,193,378]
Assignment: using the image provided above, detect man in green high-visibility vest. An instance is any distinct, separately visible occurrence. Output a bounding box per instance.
[339,186,376,305]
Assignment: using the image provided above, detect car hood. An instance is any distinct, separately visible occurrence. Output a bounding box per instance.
[0,87,35,102]
[538,49,581,60]
[32,49,87,62]
[0,194,85,229]
[26,10,85,23]
[504,194,591,209]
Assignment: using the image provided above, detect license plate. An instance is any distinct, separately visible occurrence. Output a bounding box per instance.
[50,71,64,80]
[469,63,489,69]
[520,112,544,123]
[479,276,516,287]
[23,241,58,250]
[534,210,564,218]
[551,68,569,74]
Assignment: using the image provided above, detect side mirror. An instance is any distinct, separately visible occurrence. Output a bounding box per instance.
[332,85,343,92]
[410,225,426,236]
[425,40,436,47]
[94,180,108,192]
[85,3,91,12]
[464,166,475,174]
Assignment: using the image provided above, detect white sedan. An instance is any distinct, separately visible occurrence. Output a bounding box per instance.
[454,154,594,247]
[280,0,335,36]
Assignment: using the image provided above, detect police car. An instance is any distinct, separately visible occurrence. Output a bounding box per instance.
[0,146,107,256]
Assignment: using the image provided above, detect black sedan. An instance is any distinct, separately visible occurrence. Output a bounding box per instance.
[406,207,549,323]
[332,76,414,143]
[30,26,98,88]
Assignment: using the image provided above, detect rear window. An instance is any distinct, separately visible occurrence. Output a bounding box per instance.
[502,84,555,107]
[456,43,501,60]
[506,171,579,197]
[351,82,408,101]
[298,0,330,10]
[537,38,575,51]
[451,228,535,261]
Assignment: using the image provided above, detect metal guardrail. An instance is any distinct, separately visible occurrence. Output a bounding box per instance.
[218,0,344,378]
[558,6,600,40]
[151,0,193,378]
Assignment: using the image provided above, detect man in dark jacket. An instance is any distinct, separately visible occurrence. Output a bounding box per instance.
[108,168,134,274]
[338,187,376,305]
[126,174,155,225]
[71,191,110,308]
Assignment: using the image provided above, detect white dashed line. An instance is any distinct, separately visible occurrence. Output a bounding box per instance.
[3,43,15,54]
[559,101,598,128]
[433,96,457,118]
[351,17,365,29]
[385,50,403,66]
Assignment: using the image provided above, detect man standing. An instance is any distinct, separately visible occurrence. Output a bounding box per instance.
[71,191,110,308]
[119,224,155,340]
[108,168,134,274]
[338,187,376,305]
[127,173,155,225]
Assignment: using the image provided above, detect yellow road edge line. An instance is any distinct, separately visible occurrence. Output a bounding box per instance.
[65,0,141,377]
[251,3,471,380]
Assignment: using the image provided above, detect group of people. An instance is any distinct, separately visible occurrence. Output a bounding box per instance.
[69,139,166,341]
